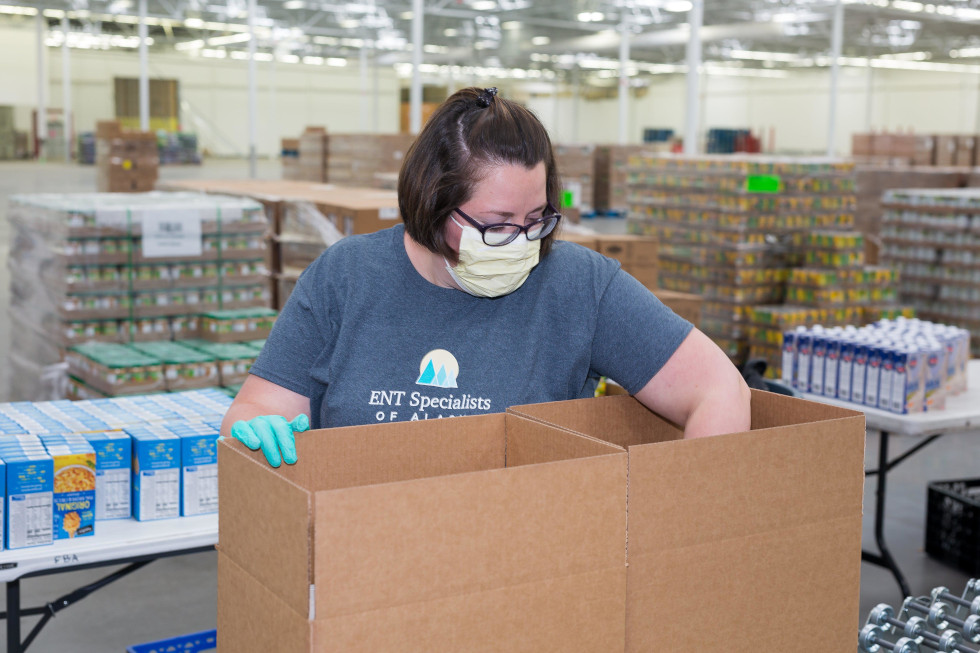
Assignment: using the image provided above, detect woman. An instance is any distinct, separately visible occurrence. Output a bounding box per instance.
[222,87,751,467]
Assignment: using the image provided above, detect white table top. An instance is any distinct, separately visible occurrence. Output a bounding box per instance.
[801,359,980,437]
[0,514,216,582]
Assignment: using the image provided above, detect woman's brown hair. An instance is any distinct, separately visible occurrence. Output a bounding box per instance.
[397,87,561,263]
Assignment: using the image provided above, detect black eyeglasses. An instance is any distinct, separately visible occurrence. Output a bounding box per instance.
[454,204,562,246]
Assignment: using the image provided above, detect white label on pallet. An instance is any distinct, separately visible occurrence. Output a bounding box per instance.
[141,209,203,258]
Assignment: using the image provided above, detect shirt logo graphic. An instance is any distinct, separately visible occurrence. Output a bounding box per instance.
[416,349,459,388]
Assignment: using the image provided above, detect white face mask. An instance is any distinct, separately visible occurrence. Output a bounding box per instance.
[445,215,541,298]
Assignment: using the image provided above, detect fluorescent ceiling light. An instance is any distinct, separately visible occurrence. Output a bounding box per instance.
[201,48,227,58]
[303,56,323,64]
[577,11,604,22]
[206,33,251,46]
[283,0,304,7]
[471,0,497,9]
[879,51,930,60]
[950,47,980,58]
[42,8,65,17]
[230,50,249,59]
[501,21,520,30]
[175,39,206,50]
[184,17,204,28]
[891,0,924,11]
[730,49,801,62]
[443,28,458,36]
[339,18,360,28]
[313,35,338,45]
[423,44,448,53]
[0,5,38,15]
[326,57,347,66]
[277,53,301,63]
[531,36,550,45]
[399,11,413,19]
[663,1,692,11]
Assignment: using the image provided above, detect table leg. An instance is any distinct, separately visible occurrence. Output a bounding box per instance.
[6,578,21,653]
[861,430,911,598]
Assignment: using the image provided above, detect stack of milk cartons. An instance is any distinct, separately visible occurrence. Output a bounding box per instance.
[781,317,969,414]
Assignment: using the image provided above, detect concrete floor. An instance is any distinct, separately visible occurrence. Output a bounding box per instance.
[0,159,977,651]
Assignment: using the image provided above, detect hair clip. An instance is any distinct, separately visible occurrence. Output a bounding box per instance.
[476,87,498,108]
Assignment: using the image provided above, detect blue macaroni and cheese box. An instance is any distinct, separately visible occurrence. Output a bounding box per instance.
[3,451,54,549]
[127,426,181,521]
[176,420,220,516]
[40,435,96,540]
[82,431,132,520]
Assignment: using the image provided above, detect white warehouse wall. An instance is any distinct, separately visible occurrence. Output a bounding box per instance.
[47,48,402,157]
[0,24,401,158]
[526,67,980,155]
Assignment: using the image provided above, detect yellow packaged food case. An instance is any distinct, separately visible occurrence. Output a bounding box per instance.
[40,436,96,540]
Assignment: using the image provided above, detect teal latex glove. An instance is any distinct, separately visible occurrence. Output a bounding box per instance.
[230,414,310,468]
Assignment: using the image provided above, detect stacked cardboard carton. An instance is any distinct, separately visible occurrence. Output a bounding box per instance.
[626,154,857,365]
[218,391,866,652]
[298,127,328,182]
[287,129,414,188]
[854,165,969,256]
[6,192,271,400]
[852,131,978,167]
[95,121,159,193]
[281,138,301,181]
[156,179,401,309]
[594,144,649,215]
[880,187,980,357]
[0,105,16,160]
[325,133,415,187]
[554,143,595,221]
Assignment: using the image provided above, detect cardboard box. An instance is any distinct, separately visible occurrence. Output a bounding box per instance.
[596,235,658,267]
[217,413,628,653]
[935,135,958,166]
[126,427,181,521]
[2,451,54,549]
[508,391,866,653]
[954,135,976,167]
[81,431,132,520]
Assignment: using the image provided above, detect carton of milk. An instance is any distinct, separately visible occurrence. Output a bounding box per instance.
[877,346,895,411]
[780,330,796,388]
[794,330,813,393]
[851,341,870,405]
[892,346,924,414]
[838,338,856,402]
[922,340,946,411]
[810,334,828,396]
[865,345,883,408]
[823,336,841,399]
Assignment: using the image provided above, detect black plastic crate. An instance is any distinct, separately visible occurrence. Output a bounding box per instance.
[926,478,980,575]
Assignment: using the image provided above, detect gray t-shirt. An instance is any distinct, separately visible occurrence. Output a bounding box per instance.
[250,224,692,429]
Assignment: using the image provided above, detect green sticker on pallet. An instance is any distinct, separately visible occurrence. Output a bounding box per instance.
[745,174,782,193]
[561,189,575,208]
